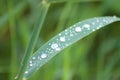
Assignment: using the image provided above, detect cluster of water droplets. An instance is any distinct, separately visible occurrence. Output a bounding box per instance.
[25,16,119,76]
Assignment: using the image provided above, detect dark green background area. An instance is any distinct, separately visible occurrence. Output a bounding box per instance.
[0,0,120,80]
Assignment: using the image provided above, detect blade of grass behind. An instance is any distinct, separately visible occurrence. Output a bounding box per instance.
[96,39,117,80]
[17,18,31,49]
[0,0,28,30]
[55,0,73,34]
[54,1,74,80]
[7,1,18,80]
[16,1,50,80]
[103,49,120,80]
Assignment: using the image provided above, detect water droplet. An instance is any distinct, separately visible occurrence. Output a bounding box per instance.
[55,47,61,51]
[30,63,33,66]
[60,36,66,42]
[70,34,73,36]
[96,19,99,22]
[75,27,82,32]
[97,27,100,29]
[92,29,95,31]
[30,60,32,63]
[32,57,35,59]
[25,71,28,74]
[41,53,47,58]
[113,16,117,18]
[51,43,58,49]
[83,24,90,29]
[92,22,95,25]
[59,33,61,36]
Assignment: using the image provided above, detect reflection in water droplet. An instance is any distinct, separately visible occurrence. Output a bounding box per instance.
[41,53,47,58]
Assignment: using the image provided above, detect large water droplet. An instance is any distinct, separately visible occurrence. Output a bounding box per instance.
[60,36,66,42]
[51,43,58,49]
[41,53,47,58]
[75,27,82,32]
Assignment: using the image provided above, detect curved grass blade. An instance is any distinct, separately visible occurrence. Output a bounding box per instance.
[24,16,120,78]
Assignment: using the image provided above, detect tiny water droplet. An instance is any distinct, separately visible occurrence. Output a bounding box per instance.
[113,16,117,18]
[30,60,32,63]
[92,22,95,25]
[92,29,95,31]
[30,64,33,66]
[59,33,61,36]
[38,56,41,60]
[96,19,99,22]
[32,57,35,59]
[70,34,73,36]
[84,24,90,28]
[25,71,28,74]
[55,47,61,51]
[97,27,100,29]
[41,53,47,58]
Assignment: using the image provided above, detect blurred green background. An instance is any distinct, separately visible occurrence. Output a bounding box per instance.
[0,0,120,80]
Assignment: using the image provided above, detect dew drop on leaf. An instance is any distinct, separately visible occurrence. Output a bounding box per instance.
[75,27,82,32]
[30,64,33,66]
[55,47,61,51]
[83,24,90,28]
[25,71,28,74]
[32,57,35,60]
[51,43,59,49]
[60,36,66,42]
[41,53,47,58]
[29,60,32,63]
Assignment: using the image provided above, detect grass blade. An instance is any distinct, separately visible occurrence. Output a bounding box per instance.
[16,1,50,80]
[0,1,28,29]
[24,16,120,78]
[7,1,18,80]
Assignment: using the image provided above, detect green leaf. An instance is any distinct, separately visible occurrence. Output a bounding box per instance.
[24,16,120,78]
